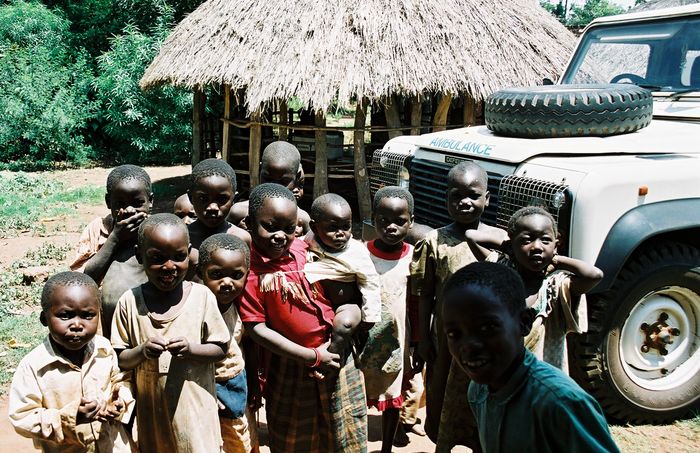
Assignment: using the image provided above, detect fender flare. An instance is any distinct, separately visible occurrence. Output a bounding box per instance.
[592,198,700,293]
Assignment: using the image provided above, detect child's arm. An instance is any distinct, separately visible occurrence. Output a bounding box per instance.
[244,322,341,372]
[115,336,168,370]
[166,337,227,362]
[242,335,262,410]
[83,212,146,283]
[465,227,508,261]
[551,255,604,299]
[413,240,437,365]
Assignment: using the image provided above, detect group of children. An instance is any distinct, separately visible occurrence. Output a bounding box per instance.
[8,140,620,453]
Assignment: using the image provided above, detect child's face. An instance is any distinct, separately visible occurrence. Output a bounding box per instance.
[260,162,297,192]
[443,284,530,391]
[511,214,558,273]
[106,179,152,221]
[190,176,234,229]
[138,224,190,292]
[250,197,297,260]
[446,170,489,226]
[311,203,352,252]
[373,197,413,247]
[292,166,305,201]
[174,195,197,225]
[41,284,99,355]
[200,249,249,305]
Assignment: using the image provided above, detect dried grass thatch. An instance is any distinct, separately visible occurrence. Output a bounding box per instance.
[140,0,576,113]
[633,0,700,11]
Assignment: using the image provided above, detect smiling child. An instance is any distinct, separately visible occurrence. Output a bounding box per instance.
[9,272,133,452]
[111,213,230,452]
[443,262,619,453]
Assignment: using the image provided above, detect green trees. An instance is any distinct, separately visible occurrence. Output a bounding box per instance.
[540,0,626,27]
[0,0,193,168]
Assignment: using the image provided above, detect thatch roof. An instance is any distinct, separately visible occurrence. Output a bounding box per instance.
[140,0,576,113]
[633,0,700,11]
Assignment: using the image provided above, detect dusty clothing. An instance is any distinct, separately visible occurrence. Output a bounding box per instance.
[361,240,412,410]
[400,370,424,425]
[239,239,334,348]
[215,303,254,452]
[70,215,112,272]
[487,252,588,373]
[9,336,133,453]
[265,351,367,453]
[304,232,381,323]
[111,283,230,453]
[410,227,478,442]
[100,255,147,338]
[468,350,619,453]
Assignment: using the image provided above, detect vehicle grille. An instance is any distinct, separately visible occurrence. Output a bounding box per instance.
[370,149,411,196]
[409,158,504,228]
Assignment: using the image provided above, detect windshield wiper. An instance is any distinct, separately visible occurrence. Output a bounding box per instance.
[665,89,699,100]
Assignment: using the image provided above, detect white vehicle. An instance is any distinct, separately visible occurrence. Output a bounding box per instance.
[371,4,700,423]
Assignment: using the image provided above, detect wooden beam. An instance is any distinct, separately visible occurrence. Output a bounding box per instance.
[314,111,328,198]
[353,98,372,222]
[410,95,422,135]
[463,92,476,126]
[192,88,206,166]
[432,93,452,132]
[279,100,289,142]
[384,94,402,140]
[249,113,262,188]
[221,85,231,163]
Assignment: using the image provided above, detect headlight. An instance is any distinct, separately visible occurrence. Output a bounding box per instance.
[398,166,410,188]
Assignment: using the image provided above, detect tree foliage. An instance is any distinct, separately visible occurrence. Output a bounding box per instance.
[0,0,197,168]
[540,0,626,27]
[0,1,95,168]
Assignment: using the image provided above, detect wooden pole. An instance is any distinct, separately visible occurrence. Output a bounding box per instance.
[249,112,262,188]
[432,93,452,132]
[410,95,422,135]
[384,94,402,140]
[192,88,206,166]
[279,100,289,142]
[463,92,477,126]
[314,111,328,198]
[221,84,231,163]
[353,98,372,222]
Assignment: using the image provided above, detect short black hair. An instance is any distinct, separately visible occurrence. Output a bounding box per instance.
[443,262,526,315]
[137,213,189,249]
[373,186,414,215]
[191,158,237,192]
[261,141,301,173]
[106,164,152,194]
[248,183,296,219]
[199,233,250,268]
[41,271,98,313]
[507,206,558,237]
[309,193,350,222]
[447,161,488,188]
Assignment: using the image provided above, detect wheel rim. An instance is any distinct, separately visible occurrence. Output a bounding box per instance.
[619,286,700,391]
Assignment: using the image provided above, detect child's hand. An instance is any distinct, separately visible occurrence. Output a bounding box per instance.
[248,387,263,411]
[142,336,168,359]
[217,398,226,411]
[77,397,105,423]
[411,346,425,373]
[166,337,191,358]
[97,385,125,421]
[316,342,341,372]
[112,209,147,243]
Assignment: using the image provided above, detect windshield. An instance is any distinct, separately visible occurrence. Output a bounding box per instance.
[561,16,700,92]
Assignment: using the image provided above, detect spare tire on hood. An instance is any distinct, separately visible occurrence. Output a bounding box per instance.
[485,84,653,138]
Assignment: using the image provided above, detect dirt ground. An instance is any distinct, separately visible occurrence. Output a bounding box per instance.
[0,165,696,452]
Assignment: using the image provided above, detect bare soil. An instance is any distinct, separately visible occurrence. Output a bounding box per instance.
[0,166,696,452]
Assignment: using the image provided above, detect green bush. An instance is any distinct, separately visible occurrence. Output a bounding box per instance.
[93,8,192,165]
[0,1,95,168]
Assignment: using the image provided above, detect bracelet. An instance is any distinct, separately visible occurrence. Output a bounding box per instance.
[309,347,322,368]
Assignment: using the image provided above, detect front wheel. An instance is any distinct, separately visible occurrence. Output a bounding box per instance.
[572,242,700,423]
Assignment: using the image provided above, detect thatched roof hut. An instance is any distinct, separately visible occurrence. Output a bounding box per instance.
[141,0,576,113]
[634,0,700,11]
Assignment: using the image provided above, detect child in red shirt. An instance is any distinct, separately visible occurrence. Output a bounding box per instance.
[238,183,367,453]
